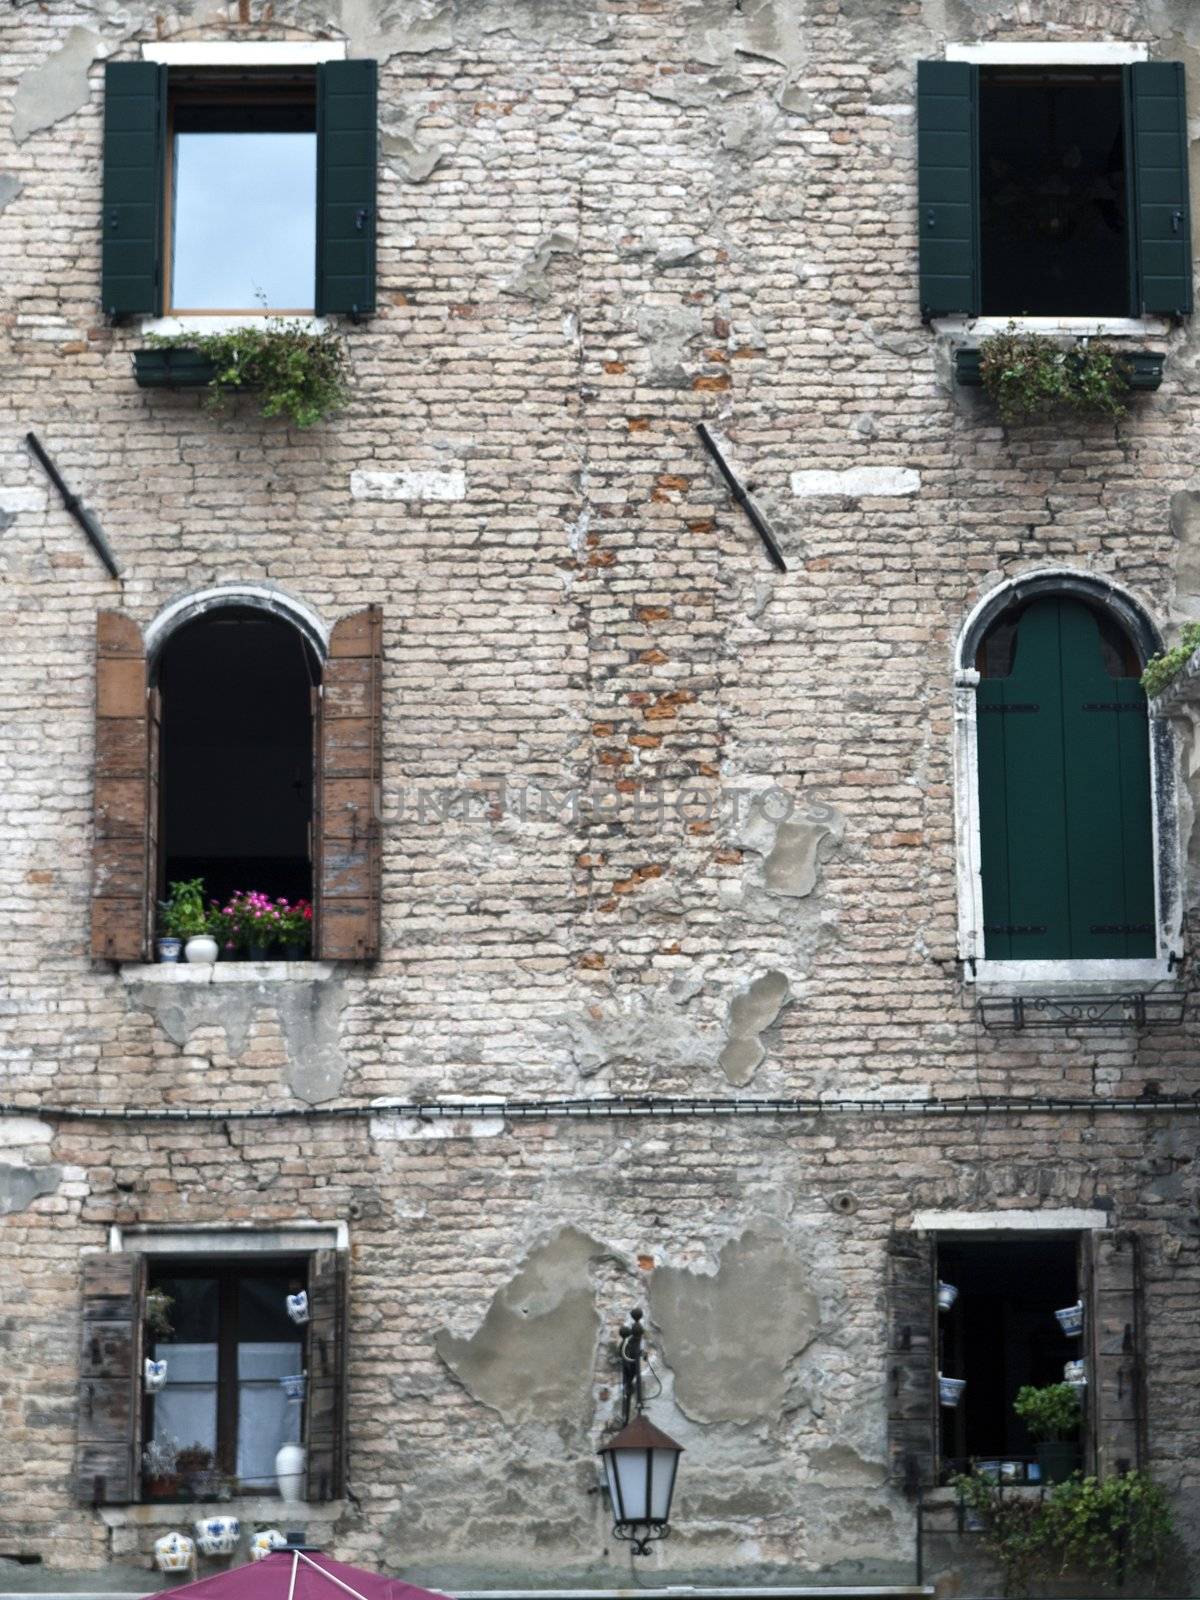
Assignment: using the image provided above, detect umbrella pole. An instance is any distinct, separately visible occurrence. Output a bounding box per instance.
[287,1551,300,1600]
[294,1550,373,1600]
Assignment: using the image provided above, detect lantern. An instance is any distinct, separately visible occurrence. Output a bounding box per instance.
[597,1412,683,1554]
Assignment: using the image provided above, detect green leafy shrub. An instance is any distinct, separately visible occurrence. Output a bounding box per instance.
[1013,1382,1081,1442]
[157,878,209,940]
[148,319,349,428]
[1141,621,1200,699]
[1041,1472,1175,1584]
[978,324,1131,425]
[952,1473,1051,1598]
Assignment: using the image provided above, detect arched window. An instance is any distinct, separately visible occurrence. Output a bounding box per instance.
[955,573,1181,977]
[974,594,1153,961]
[91,593,382,964]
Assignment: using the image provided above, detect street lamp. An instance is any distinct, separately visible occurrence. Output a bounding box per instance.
[596,1309,683,1556]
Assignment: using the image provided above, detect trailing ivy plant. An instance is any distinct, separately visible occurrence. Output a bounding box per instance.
[1141,621,1200,699]
[978,324,1131,426]
[147,318,349,428]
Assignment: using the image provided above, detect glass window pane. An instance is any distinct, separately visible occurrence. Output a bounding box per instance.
[172,131,316,310]
[237,1341,303,1487]
[151,1342,218,1461]
[239,1273,302,1341]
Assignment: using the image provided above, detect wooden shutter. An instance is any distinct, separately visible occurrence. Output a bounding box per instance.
[917,60,980,319]
[315,606,382,961]
[101,62,167,317]
[1126,63,1193,317]
[76,1254,144,1504]
[92,611,152,962]
[1080,1231,1146,1477]
[886,1232,937,1496]
[315,60,377,318]
[304,1249,349,1501]
[977,598,1155,960]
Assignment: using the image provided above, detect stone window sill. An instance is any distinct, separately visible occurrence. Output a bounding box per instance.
[98,1497,345,1527]
[119,962,337,985]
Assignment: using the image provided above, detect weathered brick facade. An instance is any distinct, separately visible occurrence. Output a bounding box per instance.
[1,0,1199,1593]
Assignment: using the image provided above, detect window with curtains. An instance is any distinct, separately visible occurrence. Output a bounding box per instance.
[143,1260,306,1497]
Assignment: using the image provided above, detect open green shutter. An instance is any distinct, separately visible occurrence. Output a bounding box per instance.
[917,60,980,319]
[1127,62,1193,316]
[316,60,377,318]
[101,62,166,317]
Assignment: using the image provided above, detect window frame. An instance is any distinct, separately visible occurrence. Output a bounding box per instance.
[924,41,1187,335]
[953,569,1182,984]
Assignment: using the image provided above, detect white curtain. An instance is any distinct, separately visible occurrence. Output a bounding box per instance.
[152,1341,218,1455]
[237,1340,303,1486]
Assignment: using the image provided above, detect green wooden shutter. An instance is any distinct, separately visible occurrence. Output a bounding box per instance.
[1127,62,1193,316]
[101,62,166,317]
[316,60,377,318]
[977,598,1156,961]
[917,60,980,319]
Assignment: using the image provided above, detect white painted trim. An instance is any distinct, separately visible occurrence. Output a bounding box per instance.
[143,583,329,659]
[945,42,1148,65]
[110,1221,348,1254]
[952,568,1183,980]
[933,314,1169,340]
[911,1208,1110,1232]
[142,41,346,66]
[139,314,327,337]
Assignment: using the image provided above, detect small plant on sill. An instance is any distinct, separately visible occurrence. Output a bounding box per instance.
[144,1286,175,1338]
[146,317,349,428]
[1141,621,1200,699]
[978,323,1131,425]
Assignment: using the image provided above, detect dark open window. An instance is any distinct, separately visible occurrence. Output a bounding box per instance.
[938,1237,1078,1471]
[143,1258,307,1498]
[974,594,1155,961]
[157,606,318,911]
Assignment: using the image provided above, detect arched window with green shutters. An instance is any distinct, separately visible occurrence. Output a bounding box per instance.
[975,595,1156,961]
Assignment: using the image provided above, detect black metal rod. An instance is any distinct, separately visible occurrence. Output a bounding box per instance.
[620,1308,644,1425]
[696,421,787,574]
[24,431,121,579]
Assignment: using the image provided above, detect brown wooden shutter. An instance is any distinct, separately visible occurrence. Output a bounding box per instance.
[304,1248,349,1500]
[886,1231,937,1496]
[91,611,151,961]
[1082,1230,1146,1477]
[76,1254,144,1504]
[315,606,382,960]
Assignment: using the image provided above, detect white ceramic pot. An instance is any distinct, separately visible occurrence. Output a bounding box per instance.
[250,1529,287,1562]
[193,1516,240,1557]
[154,1533,195,1573]
[275,1441,306,1503]
[144,1357,168,1393]
[157,938,182,964]
[1055,1301,1084,1337]
[936,1280,959,1312]
[938,1374,967,1408]
[1064,1358,1087,1387]
[185,935,219,964]
[286,1290,310,1324]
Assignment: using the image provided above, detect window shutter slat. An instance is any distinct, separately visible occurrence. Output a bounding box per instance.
[1128,62,1193,316]
[886,1232,936,1495]
[315,60,377,317]
[304,1248,349,1501]
[315,606,382,960]
[92,611,151,962]
[76,1255,143,1505]
[101,62,166,317]
[1084,1231,1146,1476]
[917,60,980,318]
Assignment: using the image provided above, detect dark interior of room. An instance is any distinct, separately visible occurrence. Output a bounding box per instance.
[938,1235,1079,1463]
[157,608,317,911]
[979,68,1128,316]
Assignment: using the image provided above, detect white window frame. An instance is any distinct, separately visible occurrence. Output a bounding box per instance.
[932,41,1167,339]
[954,568,1182,985]
[137,39,346,335]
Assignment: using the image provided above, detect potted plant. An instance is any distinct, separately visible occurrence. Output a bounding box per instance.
[142,1435,181,1500]
[175,1441,216,1501]
[223,890,285,960]
[277,898,313,961]
[1014,1381,1082,1485]
[145,1286,174,1339]
[160,878,218,964]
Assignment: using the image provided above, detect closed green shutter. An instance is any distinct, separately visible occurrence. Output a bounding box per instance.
[316,60,377,318]
[977,598,1156,961]
[1127,62,1193,316]
[101,62,166,317]
[917,60,980,319]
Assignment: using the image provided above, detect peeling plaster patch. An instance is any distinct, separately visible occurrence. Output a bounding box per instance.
[351,467,466,501]
[764,807,846,897]
[649,1232,820,1423]
[338,0,452,59]
[681,0,807,73]
[127,980,258,1056]
[791,467,920,498]
[804,1443,888,1486]
[1170,488,1200,603]
[435,1227,606,1423]
[502,229,578,303]
[0,1162,62,1215]
[561,990,718,1079]
[0,175,22,211]
[718,970,790,1086]
[476,0,614,46]
[12,28,105,144]
[370,1114,505,1140]
[633,301,705,386]
[277,984,350,1103]
[381,121,459,184]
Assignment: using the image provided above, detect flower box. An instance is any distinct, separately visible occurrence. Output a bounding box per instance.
[133,348,222,389]
[954,346,1165,392]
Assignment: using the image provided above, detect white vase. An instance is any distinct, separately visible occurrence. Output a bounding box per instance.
[275,1441,306,1503]
[185,935,219,964]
